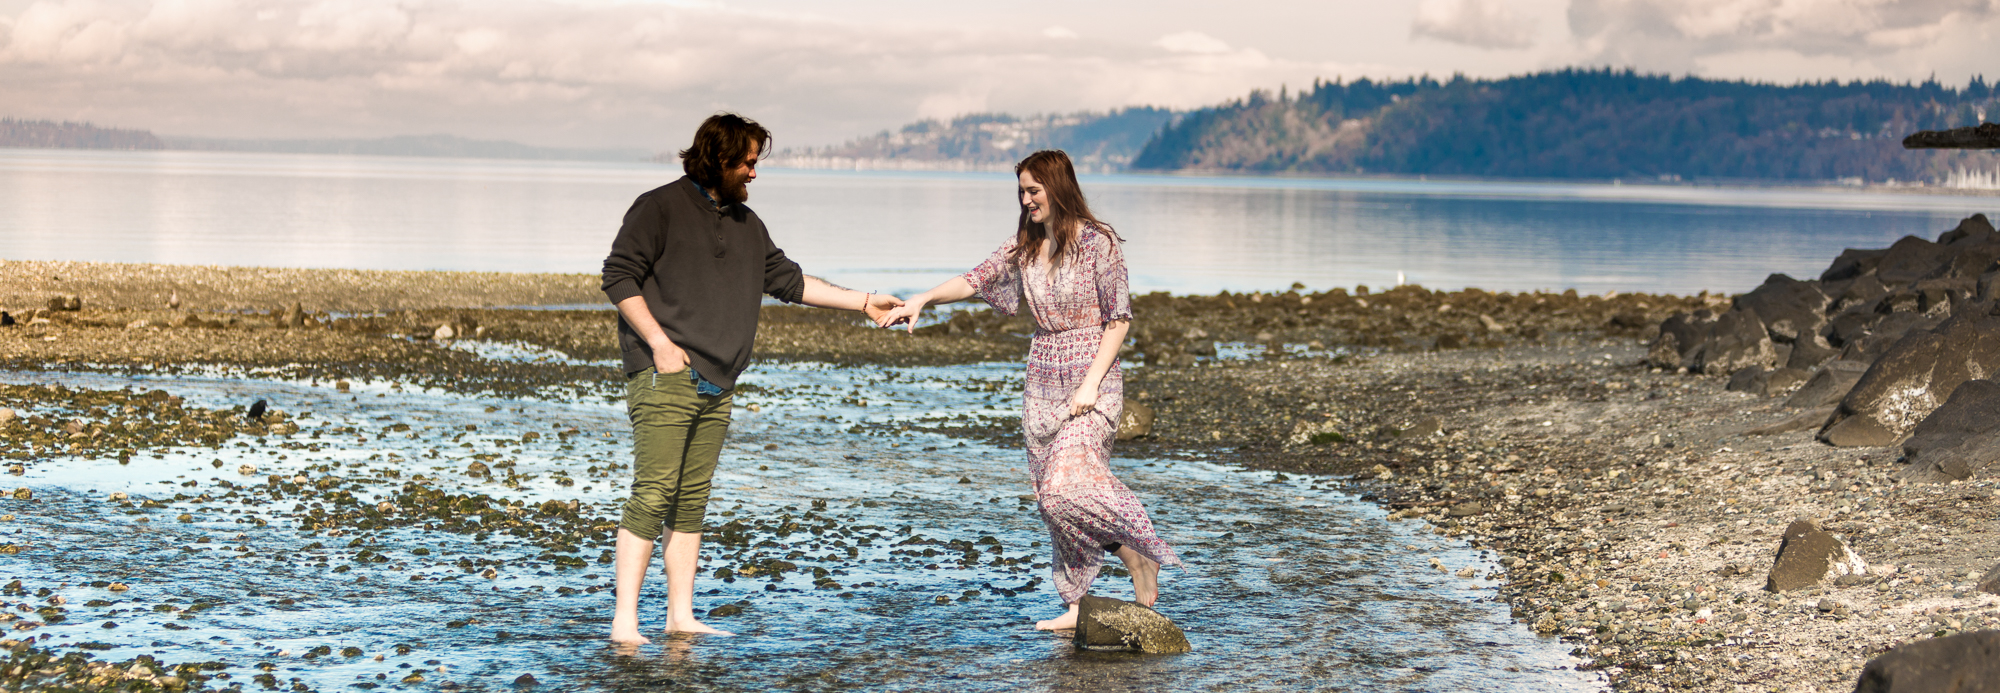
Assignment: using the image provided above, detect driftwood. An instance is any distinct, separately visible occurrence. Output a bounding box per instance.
[1902,123,2000,149]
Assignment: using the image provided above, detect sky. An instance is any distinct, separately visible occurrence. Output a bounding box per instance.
[1,0,1995,150]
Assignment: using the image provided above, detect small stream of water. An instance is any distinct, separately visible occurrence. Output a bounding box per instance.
[0,355,1600,691]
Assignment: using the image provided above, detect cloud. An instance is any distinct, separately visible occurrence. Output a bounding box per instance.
[1411,0,1537,50]
[1154,31,1231,54]
[1566,0,2000,78]
[0,0,1373,149]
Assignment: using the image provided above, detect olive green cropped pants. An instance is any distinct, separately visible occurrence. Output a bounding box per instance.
[620,366,733,539]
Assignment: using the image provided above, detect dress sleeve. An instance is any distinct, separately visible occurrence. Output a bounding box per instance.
[1093,231,1133,323]
[962,238,1022,316]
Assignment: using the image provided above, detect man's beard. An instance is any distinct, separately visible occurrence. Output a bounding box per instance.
[715,171,751,205]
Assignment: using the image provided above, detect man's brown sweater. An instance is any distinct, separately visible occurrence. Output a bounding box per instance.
[601,176,806,388]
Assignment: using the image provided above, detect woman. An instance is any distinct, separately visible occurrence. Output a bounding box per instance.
[878,150,1180,630]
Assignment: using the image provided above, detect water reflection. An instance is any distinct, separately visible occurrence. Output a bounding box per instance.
[1,149,1990,297]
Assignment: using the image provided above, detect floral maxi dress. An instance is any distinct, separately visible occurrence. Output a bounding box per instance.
[963,226,1182,604]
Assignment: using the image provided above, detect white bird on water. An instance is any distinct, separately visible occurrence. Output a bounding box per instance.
[1396,271,1405,286]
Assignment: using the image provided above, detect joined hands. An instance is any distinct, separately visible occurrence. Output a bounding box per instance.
[862,293,906,325]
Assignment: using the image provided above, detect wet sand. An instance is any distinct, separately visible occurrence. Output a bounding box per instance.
[5,259,1987,692]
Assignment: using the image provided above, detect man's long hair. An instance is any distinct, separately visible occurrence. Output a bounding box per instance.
[1008,150,1117,270]
[680,113,772,190]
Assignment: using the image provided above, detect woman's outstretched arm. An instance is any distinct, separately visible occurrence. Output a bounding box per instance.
[876,276,976,331]
[1069,318,1129,417]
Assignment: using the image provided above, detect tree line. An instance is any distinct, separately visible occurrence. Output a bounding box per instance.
[1130,68,1998,183]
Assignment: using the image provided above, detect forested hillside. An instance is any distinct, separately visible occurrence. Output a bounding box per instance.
[1131,69,1998,183]
[0,118,163,150]
[777,108,1174,172]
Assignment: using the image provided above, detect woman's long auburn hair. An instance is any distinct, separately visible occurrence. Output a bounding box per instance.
[1009,150,1120,270]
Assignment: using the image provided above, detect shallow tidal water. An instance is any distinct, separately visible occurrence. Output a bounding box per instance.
[0,353,1601,692]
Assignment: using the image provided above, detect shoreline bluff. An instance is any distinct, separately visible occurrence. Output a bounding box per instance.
[1,244,1994,692]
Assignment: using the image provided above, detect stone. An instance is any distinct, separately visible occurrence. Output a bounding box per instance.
[1734,274,1830,345]
[46,294,81,312]
[1073,594,1191,654]
[335,380,351,393]
[1748,406,1836,436]
[1766,519,1867,592]
[1691,308,1776,374]
[1479,314,1509,333]
[1823,308,2000,447]
[1397,416,1442,438]
[1783,361,1870,409]
[279,303,305,328]
[1939,213,1996,245]
[1644,330,1683,370]
[513,673,539,686]
[707,603,743,618]
[1853,630,2000,693]
[0,409,12,424]
[434,324,457,341]
[1726,366,1768,393]
[1447,501,1483,518]
[1874,235,1950,285]
[1116,400,1154,441]
[1822,247,1890,282]
[1978,564,2000,596]
[1648,310,1717,369]
[1897,379,2000,482]
[124,319,153,330]
[0,311,11,327]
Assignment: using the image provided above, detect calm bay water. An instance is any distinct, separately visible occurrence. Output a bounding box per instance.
[3,148,1994,297]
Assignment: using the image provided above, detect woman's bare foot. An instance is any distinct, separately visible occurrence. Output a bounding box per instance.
[664,617,734,636]
[1116,547,1162,607]
[1034,603,1079,631]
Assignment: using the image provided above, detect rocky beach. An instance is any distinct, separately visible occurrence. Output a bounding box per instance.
[2,211,1999,693]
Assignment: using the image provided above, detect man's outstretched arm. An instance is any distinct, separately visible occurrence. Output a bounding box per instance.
[799,275,902,322]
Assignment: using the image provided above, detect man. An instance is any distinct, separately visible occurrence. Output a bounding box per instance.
[601,113,899,642]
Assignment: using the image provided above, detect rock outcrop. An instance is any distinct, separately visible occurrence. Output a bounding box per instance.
[1073,594,1192,654]
[1651,214,2000,456]
[1896,380,2000,482]
[1821,306,2000,447]
[1852,630,2000,693]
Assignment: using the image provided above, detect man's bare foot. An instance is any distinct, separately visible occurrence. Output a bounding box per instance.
[664,618,733,636]
[1034,603,1079,631]
[610,620,652,645]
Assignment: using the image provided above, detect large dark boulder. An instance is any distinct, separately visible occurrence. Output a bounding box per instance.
[1073,595,1192,654]
[1647,310,1718,369]
[1839,312,1945,364]
[1691,308,1776,374]
[1736,274,1829,342]
[1937,212,1996,246]
[1822,247,1890,282]
[1852,630,2000,693]
[1832,275,1890,313]
[1875,236,1950,285]
[1822,307,2000,447]
[1784,361,1871,409]
[1898,380,2000,482]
